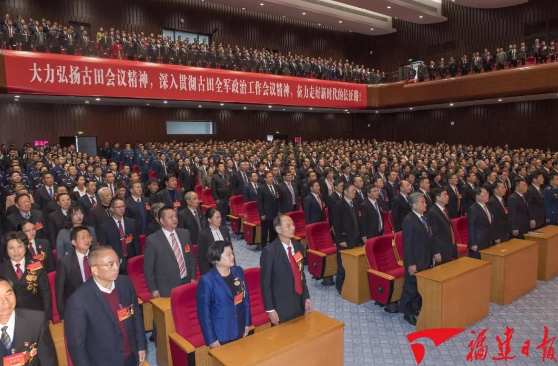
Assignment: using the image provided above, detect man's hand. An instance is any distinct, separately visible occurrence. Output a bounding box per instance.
[305,299,312,314]
[151,290,160,298]
[243,326,250,337]
[268,310,280,325]
[547,219,551,223]
[138,350,146,365]
[530,220,536,229]
[434,253,441,263]
[339,242,347,248]
[209,340,221,349]
[408,265,417,276]
[513,229,519,236]
[471,245,478,252]
[261,215,266,221]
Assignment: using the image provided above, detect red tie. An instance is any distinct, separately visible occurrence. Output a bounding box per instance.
[83,256,91,280]
[288,247,303,295]
[15,264,22,280]
[118,220,128,257]
[28,244,36,257]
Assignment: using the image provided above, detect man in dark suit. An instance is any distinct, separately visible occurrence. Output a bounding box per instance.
[302,181,325,224]
[467,187,493,259]
[144,206,197,299]
[243,172,260,203]
[384,171,398,203]
[260,214,310,325]
[445,173,462,219]
[65,246,147,366]
[508,180,534,239]
[257,172,280,249]
[153,153,168,182]
[34,172,56,213]
[353,176,365,207]
[360,185,384,241]
[211,161,232,219]
[418,177,433,211]
[391,180,413,232]
[486,182,509,244]
[231,162,250,196]
[178,191,207,245]
[78,180,99,216]
[55,226,92,320]
[98,197,140,274]
[6,193,47,240]
[179,157,197,193]
[332,184,361,294]
[373,177,390,212]
[327,179,344,211]
[525,171,546,229]
[46,192,71,246]
[125,182,151,236]
[88,187,113,235]
[0,277,57,365]
[460,172,478,214]
[152,174,185,212]
[277,171,298,213]
[398,192,434,325]
[426,188,456,264]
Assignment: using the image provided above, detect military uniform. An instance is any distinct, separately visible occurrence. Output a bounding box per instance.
[543,185,558,225]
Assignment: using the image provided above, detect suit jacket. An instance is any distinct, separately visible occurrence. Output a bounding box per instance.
[460,183,476,214]
[256,184,280,220]
[419,189,433,211]
[377,189,390,212]
[196,266,250,345]
[486,195,509,243]
[302,193,325,224]
[426,205,456,263]
[78,193,100,216]
[260,238,309,323]
[391,194,411,232]
[177,206,207,245]
[34,185,55,212]
[152,188,185,211]
[445,184,461,219]
[0,260,52,321]
[0,308,57,365]
[359,198,383,239]
[384,181,398,203]
[144,228,197,297]
[29,238,56,274]
[467,202,493,251]
[153,160,167,181]
[6,209,47,240]
[65,276,147,366]
[98,217,140,273]
[525,185,545,229]
[47,208,68,247]
[178,166,197,192]
[507,192,530,237]
[332,199,361,248]
[125,196,152,236]
[196,226,232,275]
[55,250,84,320]
[87,204,111,234]
[277,181,298,213]
[231,171,248,197]
[402,212,433,271]
[243,183,259,202]
[211,173,232,201]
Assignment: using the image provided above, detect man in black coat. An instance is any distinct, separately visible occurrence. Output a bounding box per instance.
[391,180,413,232]
[359,185,384,241]
[34,172,56,214]
[525,171,546,229]
[426,188,456,264]
[6,193,48,240]
[507,180,534,239]
[47,192,71,246]
[260,214,310,325]
[277,171,298,213]
[332,184,361,294]
[78,180,99,216]
[243,172,260,203]
[398,192,434,325]
[445,173,462,219]
[302,181,325,224]
[460,172,478,214]
[467,187,493,259]
[231,162,250,197]
[125,182,151,236]
[211,161,232,219]
[486,182,509,245]
[257,172,280,249]
[152,174,185,212]
[177,191,207,245]
[87,187,113,235]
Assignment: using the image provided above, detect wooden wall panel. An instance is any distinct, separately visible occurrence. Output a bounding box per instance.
[0,102,355,146]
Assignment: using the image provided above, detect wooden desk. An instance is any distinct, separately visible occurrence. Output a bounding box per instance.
[480,239,538,305]
[151,297,175,366]
[524,225,558,280]
[341,246,371,304]
[415,257,491,331]
[209,312,344,366]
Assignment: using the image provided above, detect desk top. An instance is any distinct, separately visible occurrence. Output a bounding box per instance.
[416,257,491,283]
[480,239,537,257]
[150,297,171,310]
[209,312,344,366]
[340,246,366,257]
[524,225,558,240]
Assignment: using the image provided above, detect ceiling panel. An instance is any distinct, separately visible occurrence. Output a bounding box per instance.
[451,0,528,9]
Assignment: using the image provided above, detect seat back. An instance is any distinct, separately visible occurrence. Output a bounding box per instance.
[324,207,329,222]
[192,245,201,279]
[229,195,245,217]
[526,56,536,65]
[452,217,468,244]
[201,188,216,207]
[52,249,58,264]
[195,184,203,198]
[394,231,403,261]
[285,211,306,238]
[170,282,205,348]
[139,235,146,254]
[306,222,334,252]
[297,196,303,212]
[364,235,399,273]
[243,201,261,225]
[383,211,393,235]
[127,255,152,303]
[387,211,395,233]
[47,271,60,324]
[244,268,268,327]
[133,164,140,174]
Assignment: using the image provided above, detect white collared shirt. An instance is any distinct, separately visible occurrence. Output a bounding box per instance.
[10,258,25,274]
[93,277,115,294]
[0,311,16,347]
[29,240,38,255]
[210,227,224,241]
[113,217,125,231]
[75,250,90,282]
[435,203,446,213]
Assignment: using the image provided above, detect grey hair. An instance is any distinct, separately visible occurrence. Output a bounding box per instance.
[475,160,484,167]
[184,191,195,201]
[98,187,110,196]
[150,202,165,220]
[408,192,424,207]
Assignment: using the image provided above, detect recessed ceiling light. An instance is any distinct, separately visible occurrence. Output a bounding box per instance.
[370,28,374,31]
[344,109,348,112]
[387,6,391,9]
[268,105,272,108]
[339,20,342,23]
[243,106,247,110]
[242,7,245,10]
[163,100,168,104]
[85,101,89,104]
[409,107,413,110]
[283,109,286,111]
[318,23,321,25]
[198,105,202,108]
[498,99,503,102]
[346,111,350,114]
[14,99,18,102]
[282,16,286,18]
[146,103,149,106]
[419,16,423,18]
[450,103,454,106]
[302,12,306,15]
[95,98,101,101]
[220,103,224,106]
[260,3,264,5]
[14,95,19,98]
[309,107,313,110]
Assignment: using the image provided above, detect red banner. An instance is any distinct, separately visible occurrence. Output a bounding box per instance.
[2,50,367,109]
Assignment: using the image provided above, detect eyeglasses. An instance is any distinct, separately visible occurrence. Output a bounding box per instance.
[93,258,122,269]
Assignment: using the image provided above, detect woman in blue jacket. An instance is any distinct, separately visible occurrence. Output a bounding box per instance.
[196,240,251,348]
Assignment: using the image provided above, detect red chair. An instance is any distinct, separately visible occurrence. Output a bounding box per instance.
[127,255,153,332]
[192,246,201,279]
[48,272,74,366]
[297,196,303,212]
[169,283,205,366]
[194,184,203,199]
[244,268,271,332]
[451,217,470,257]
[305,222,337,285]
[387,211,396,233]
[365,235,405,307]
[285,211,307,248]
[242,202,261,245]
[526,56,537,66]
[47,271,60,325]
[393,231,403,265]
[383,211,393,235]
[200,188,217,212]
[52,249,58,264]
[148,170,156,179]
[176,179,182,190]
[325,207,330,223]
[119,162,124,170]
[227,195,245,234]
[133,164,140,174]
[139,235,146,254]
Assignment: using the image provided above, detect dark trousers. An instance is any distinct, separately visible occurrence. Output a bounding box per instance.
[260,219,276,248]
[124,355,138,366]
[469,249,481,259]
[335,248,345,291]
[217,199,229,223]
[398,273,422,316]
